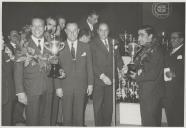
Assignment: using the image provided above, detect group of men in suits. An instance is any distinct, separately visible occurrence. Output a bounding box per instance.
[2,11,184,126]
[2,9,123,126]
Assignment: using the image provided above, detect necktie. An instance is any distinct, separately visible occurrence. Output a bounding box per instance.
[38,40,41,51]
[104,39,109,52]
[71,42,75,59]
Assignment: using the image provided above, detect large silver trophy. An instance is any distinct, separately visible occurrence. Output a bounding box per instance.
[44,35,65,78]
[127,38,141,74]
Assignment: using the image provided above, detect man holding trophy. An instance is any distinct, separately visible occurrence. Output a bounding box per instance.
[14,18,55,125]
[54,22,94,126]
[129,25,165,126]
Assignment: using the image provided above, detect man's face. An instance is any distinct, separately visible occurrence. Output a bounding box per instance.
[46,18,57,34]
[170,32,183,49]
[31,19,45,39]
[88,14,99,25]
[97,24,109,40]
[9,30,20,43]
[58,18,66,30]
[65,23,79,42]
[138,29,152,46]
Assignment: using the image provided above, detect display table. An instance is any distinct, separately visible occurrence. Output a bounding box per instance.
[118,103,141,126]
[117,103,167,126]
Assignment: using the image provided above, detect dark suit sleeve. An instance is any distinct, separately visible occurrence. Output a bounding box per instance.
[54,53,63,89]
[90,42,104,77]
[14,62,24,94]
[136,47,164,82]
[86,45,94,85]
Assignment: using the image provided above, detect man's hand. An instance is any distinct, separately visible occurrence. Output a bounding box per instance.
[165,70,175,78]
[56,88,63,98]
[100,74,112,86]
[17,93,27,105]
[87,85,93,96]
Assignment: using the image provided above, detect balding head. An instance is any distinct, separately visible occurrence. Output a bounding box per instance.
[65,22,79,42]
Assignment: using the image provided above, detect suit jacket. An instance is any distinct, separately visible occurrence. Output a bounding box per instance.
[90,37,123,87]
[136,43,165,97]
[14,36,53,96]
[165,44,184,100]
[78,19,98,39]
[54,41,94,93]
[2,52,16,105]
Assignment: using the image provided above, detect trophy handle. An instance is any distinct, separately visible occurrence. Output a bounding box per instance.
[44,42,52,53]
[58,42,65,51]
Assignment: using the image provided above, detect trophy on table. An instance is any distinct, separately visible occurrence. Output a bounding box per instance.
[44,34,65,78]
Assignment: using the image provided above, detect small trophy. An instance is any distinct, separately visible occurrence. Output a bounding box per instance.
[127,38,141,74]
[44,34,65,78]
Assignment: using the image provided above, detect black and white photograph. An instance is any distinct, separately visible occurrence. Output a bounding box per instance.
[1,1,185,126]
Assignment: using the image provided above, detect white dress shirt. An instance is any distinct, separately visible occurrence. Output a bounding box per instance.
[10,42,16,49]
[102,38,109,52]
[87,20,93,31]
[31,35,44,54]
[67,39,78,57]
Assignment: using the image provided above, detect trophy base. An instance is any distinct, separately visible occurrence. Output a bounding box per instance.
[48,64,61,78]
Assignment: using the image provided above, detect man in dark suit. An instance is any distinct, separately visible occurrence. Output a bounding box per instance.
[79,10,99,39]
[14,18,54,126]
[2,38,16,126]
[54,22,94,126]
[90,22,123,126]
[164,32,184,126]
[130,25,165,126]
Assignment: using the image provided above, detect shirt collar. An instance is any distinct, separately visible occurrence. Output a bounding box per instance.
[87,20,93,31]
[67,39,78,47]
[10,41,16,48]
[31,35,44,46]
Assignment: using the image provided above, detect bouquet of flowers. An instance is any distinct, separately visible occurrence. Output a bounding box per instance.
[15,39,52,72]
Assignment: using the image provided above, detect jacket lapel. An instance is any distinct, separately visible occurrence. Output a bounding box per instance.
[28,38,41,55]
[76,41,82,60]
[97,38,109,55]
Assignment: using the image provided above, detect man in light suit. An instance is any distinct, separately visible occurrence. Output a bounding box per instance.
[90,22,123,126]
[54,22,94,126]
[164,32,184,126]
[14,18,54,126]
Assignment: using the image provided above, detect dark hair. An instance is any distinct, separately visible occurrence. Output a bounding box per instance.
[138,25,156,37]
[78,28,91,39]
[88,10,99,17]
[56,15,66,20]
[46,16,57,24]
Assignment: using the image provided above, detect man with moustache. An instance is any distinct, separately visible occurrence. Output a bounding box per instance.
[90,22,123,126]
[14,18,54,126]
[164,32,184,126]
[54,22,94,126]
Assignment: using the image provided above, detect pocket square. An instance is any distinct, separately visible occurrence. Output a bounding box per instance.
[81,52,86,56]
[177,55,182,60]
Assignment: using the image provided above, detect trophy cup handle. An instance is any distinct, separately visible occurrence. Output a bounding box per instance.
[44,42,52,53]
[58,42,65,51]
